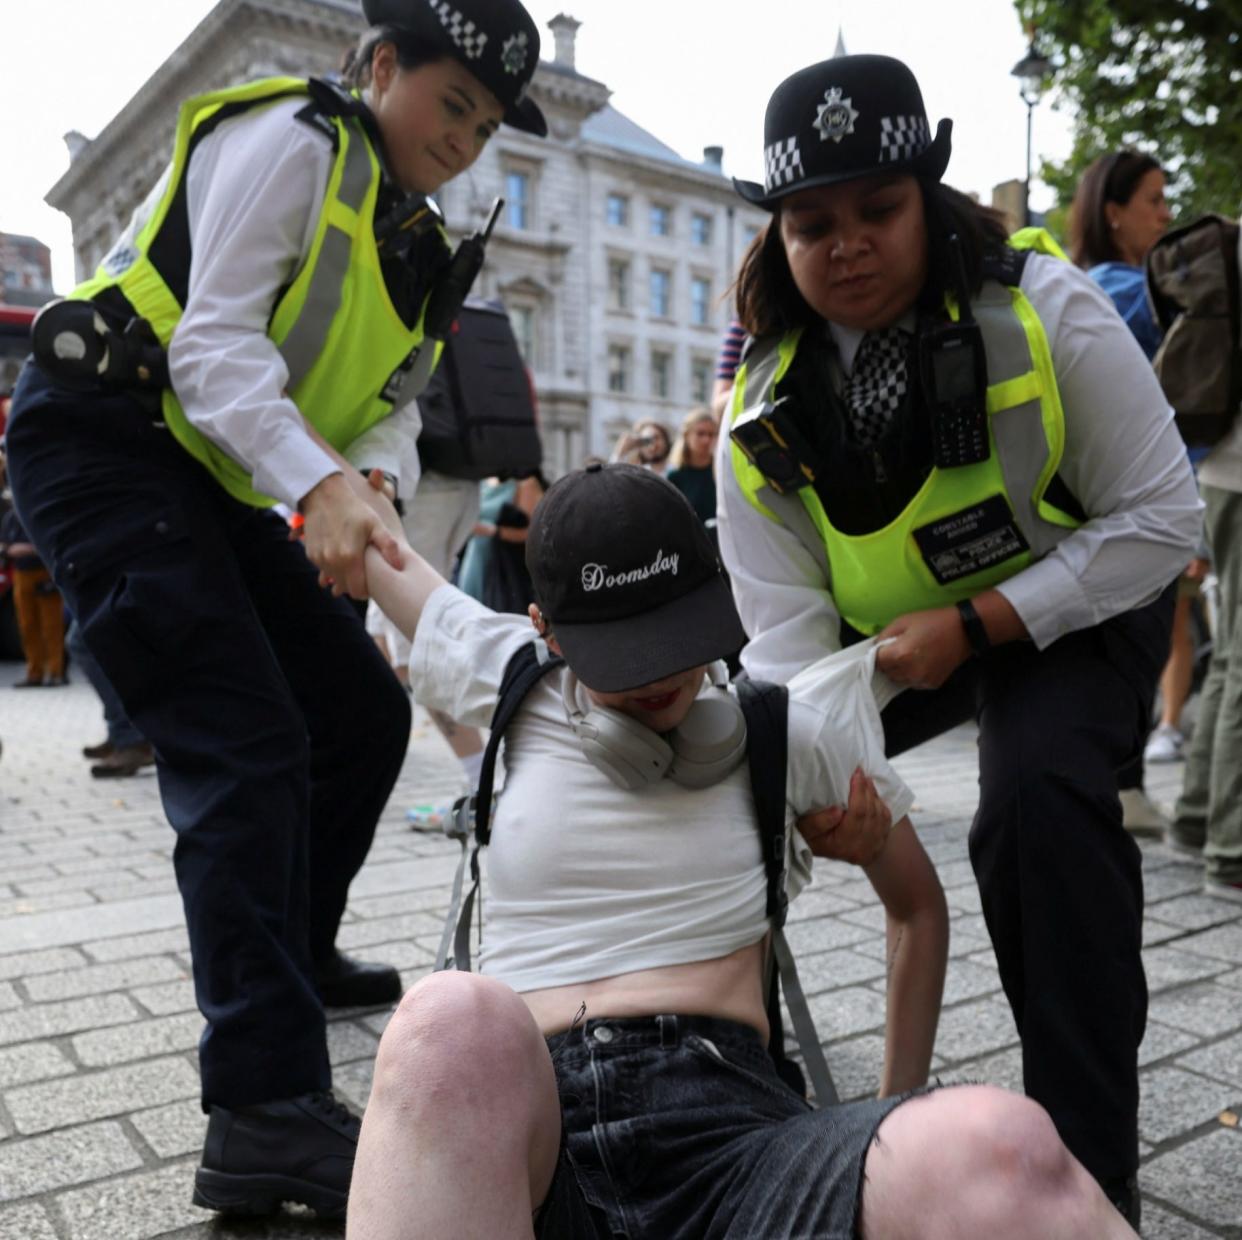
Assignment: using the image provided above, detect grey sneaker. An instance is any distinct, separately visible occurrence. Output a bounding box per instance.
[1119,788,1168,837]
[1143,724,1184,764]
[1203,876,1242,903]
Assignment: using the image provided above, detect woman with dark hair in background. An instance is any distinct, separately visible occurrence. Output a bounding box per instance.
[716,54,1200,1228]
[1071,152,1209,816]
[4,0,547,1217]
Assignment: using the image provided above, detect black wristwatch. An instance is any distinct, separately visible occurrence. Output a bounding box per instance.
[955,599,991,656]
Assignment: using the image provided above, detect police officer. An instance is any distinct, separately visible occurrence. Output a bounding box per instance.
[716,55,1201,1229]
[5,0,546,1218]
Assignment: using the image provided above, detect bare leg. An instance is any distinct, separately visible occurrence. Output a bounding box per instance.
[1159,595,1194,729]
[347,972,561,1240]
[858,1086,1136,1240]
[429,707,484,762]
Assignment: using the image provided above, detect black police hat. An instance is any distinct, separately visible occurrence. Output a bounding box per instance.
[735,54,951,210]
[362,0,548,136]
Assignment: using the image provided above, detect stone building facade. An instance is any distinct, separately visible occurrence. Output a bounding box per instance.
[44,0,767,475]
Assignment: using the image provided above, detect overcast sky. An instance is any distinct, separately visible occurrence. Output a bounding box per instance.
[1,0,1074,291]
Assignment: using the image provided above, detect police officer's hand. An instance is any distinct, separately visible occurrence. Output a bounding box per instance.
[796,768,891,866]
[300,472,403,599]
[875,606,971,690]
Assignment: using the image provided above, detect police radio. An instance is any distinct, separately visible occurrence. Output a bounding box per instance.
[729,397,820,495]
[919,233,990,469]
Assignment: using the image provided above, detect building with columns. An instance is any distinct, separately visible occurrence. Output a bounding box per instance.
[44,0,767,476]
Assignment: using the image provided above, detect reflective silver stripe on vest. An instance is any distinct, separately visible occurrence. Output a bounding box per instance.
[732,339,834,584]
[973,282,1070,559]
[385,337,438,410]
[277,123,374,390]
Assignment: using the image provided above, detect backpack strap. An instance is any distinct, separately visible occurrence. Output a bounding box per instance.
[435,640,563,972]
[736,679,839,1107]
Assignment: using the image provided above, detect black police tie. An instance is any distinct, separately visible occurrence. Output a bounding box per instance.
[844,327,910,449]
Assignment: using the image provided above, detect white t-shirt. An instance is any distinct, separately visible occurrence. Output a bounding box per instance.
[409,585,913,992]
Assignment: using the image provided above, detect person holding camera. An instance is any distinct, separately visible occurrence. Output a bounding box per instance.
[611,417,673,473]
[4,0,547,1217]
[715,54,1201,1226]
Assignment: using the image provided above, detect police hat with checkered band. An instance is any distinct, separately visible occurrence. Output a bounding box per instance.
[362,0,548,136]
[734,54,951,210]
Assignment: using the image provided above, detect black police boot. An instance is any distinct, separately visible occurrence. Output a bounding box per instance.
[192,1091,360,1219]
[1101,1173,1141,1233]
[314,949,402,1008]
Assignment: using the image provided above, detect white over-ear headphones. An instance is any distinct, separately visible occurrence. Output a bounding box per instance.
[561,665,748,791]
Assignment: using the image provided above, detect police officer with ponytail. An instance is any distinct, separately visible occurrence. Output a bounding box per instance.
[5,0,546,1218]
[717,54,1201,1228]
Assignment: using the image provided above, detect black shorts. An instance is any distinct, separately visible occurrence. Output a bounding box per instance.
[536,1014,917,1240]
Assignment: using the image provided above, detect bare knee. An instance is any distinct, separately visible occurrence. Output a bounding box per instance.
[371,972,549,1118]
[949,1088,1073,1189]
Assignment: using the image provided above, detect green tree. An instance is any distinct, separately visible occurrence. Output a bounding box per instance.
[1017,0,1242,222]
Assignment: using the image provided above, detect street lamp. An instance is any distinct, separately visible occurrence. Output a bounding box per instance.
[1011,37,1052,227]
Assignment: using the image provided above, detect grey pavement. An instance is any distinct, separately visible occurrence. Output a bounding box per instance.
[1,661,1239,1237]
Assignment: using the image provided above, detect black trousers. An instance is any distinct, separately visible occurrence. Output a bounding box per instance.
[6,364,412,1109]
[878,584,1175,1183]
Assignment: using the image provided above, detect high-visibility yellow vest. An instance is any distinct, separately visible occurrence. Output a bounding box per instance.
[728,230,1082,635]
[74,77,445,507]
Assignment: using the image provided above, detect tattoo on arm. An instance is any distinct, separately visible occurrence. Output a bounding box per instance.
[888,929,904,981]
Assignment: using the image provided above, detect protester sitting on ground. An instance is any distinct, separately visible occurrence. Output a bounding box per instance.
[665,407,719,525]
[1070,149,1199,813]
[346,462,1135,1240]
[610,417,673,472]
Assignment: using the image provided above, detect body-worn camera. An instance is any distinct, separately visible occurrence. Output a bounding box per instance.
[729,398,820,495]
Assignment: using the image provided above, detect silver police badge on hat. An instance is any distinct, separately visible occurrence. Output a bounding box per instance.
[813,87,860,144]
[501,31,529,75]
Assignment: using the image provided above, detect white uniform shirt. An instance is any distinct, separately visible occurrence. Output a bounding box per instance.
[717,252,1204,683]
[408,585,914,993]
[135,97,425,508]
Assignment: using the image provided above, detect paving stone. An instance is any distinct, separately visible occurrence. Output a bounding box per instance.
[931,996,1020,1064]
[15,869,142,899]
[333,1058,375,1113]
[6,1056,200,1135]
[130,1099,206,1160]
[1142,945,1234,993]
[0,947,89,982]
[1137,1202,1221,1240]
[22,956,187,1003]
[936,1045,1025,1094]
[1146,892,1240,932]
[0,993,139,1048]
[360,1010,394,1039]
[1174,922,1242,964]
[1138,1065,1238,1145]
[1178,1031,1242,1091]
[83,926,191,964]
[0,1202,58,1240]
[2,891,99,917]
[1144,865,1216,905]
[785,888,866,922]
[1142,918,1189,948]
[787,948,886,996]
[783,917,874,957]
[0,984,19,1014]
[0,1042,75,1089]
[806,985,887,1041]
[0,891,184,954]
[131,978,198,1016]
[1139,1020,1203,1069]
[56,1160,204,1240]
[73,1011,204,1068]
[326,1020,380,1066]
[818,1033,887,1103]
[0,1121,143,1201]
[938,958,1002,1007]
[1142,1128,1242,1229]
[1150,982,1242,1039]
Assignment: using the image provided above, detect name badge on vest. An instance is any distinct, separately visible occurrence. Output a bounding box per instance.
[911,494,1029,586]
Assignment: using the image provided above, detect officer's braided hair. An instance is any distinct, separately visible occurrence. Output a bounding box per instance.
[340,24,443,89]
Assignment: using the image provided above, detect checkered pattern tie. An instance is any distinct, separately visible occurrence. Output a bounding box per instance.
[843,327,910,449]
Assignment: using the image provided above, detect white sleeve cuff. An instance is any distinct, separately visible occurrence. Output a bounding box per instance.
[250,427,342,509]
[995,555,1093,649]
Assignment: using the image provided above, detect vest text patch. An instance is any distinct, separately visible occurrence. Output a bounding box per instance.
[911,494,1029,585]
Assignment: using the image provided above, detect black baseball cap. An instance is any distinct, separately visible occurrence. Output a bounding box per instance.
[526,463,747,693]
[362,0,548,136]
[735,54,951,210]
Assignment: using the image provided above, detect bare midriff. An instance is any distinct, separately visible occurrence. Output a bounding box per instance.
[520,938,771,1040]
